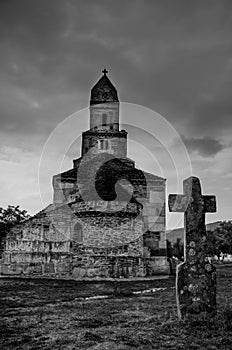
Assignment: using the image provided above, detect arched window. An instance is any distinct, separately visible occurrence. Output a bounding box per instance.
[72,222,83,243]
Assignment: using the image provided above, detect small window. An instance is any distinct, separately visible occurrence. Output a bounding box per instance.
[99,140,104,149]
[105,140,109,149]
[99,139,109,150]
[102,113,107,126]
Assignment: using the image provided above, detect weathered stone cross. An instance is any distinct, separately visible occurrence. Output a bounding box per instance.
[168,176,217,320]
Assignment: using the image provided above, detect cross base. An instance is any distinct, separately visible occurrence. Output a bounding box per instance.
[176,260,217,320]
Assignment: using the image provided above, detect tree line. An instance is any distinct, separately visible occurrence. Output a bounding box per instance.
[167,221,232,262]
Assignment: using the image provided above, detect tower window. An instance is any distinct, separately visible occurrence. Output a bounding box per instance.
[99,140,104,149]
[102,113,107,126]
[99,139,109,150]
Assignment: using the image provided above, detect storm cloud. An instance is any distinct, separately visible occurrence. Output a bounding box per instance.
[182,136,225,157]
[1,0,232,136]
[0,0,231,223]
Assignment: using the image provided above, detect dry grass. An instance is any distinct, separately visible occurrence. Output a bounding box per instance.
[0,265,232,350]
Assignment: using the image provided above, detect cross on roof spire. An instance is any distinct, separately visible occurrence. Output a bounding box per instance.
[102,68,108,75]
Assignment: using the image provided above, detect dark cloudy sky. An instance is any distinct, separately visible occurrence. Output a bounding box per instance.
[0,0,232,228]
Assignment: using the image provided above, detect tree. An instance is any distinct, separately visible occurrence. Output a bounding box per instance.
[165,238,184,260]
[206,221,232,260]
[166,239,173,259]
[0,205,31,256]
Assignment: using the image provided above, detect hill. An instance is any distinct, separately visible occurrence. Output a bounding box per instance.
[166,221,222,244]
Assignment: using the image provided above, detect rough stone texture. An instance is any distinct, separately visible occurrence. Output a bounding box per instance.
[0,71,170,279]
[169,176,217,320]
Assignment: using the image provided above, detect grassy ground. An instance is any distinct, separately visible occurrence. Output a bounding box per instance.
[0,265,232,350]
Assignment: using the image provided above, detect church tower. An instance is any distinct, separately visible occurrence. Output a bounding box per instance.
[90,68,119,131]
[81,69,127,158]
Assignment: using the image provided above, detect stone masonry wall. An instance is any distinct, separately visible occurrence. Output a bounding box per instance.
[81,130,127,157]
[89,103,119,131]
[1,194,169,277]
[1,160,170,278]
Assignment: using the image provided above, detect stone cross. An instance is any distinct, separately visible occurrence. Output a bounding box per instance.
[168,176,217,320]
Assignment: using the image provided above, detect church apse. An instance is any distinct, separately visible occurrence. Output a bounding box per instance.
[0,70,169,278]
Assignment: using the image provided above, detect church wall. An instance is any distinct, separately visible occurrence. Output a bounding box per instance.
[0,201,147,278]
[136,175,167,256]
[1,198,169,277]
[1,173,169,278]
[71,216,144,249]
[70,239,145,279]
[71,256,145,279]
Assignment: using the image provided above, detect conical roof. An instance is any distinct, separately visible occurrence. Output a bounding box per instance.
[90,69,119,105]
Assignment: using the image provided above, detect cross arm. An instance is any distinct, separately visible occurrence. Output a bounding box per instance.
[203,195,216,213]
[168,194,189,212]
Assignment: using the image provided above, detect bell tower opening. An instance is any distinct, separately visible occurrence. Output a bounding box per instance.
[102,113,107,127]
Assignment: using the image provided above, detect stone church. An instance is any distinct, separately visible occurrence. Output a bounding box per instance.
[0,70,169,278]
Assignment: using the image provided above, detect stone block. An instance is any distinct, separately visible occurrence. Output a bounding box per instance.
[56,262,71,274]
[1,263,22,275]
[44,262,55,274]
[72,267,87,279]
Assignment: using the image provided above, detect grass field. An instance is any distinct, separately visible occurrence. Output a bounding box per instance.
[0,265,232,350]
